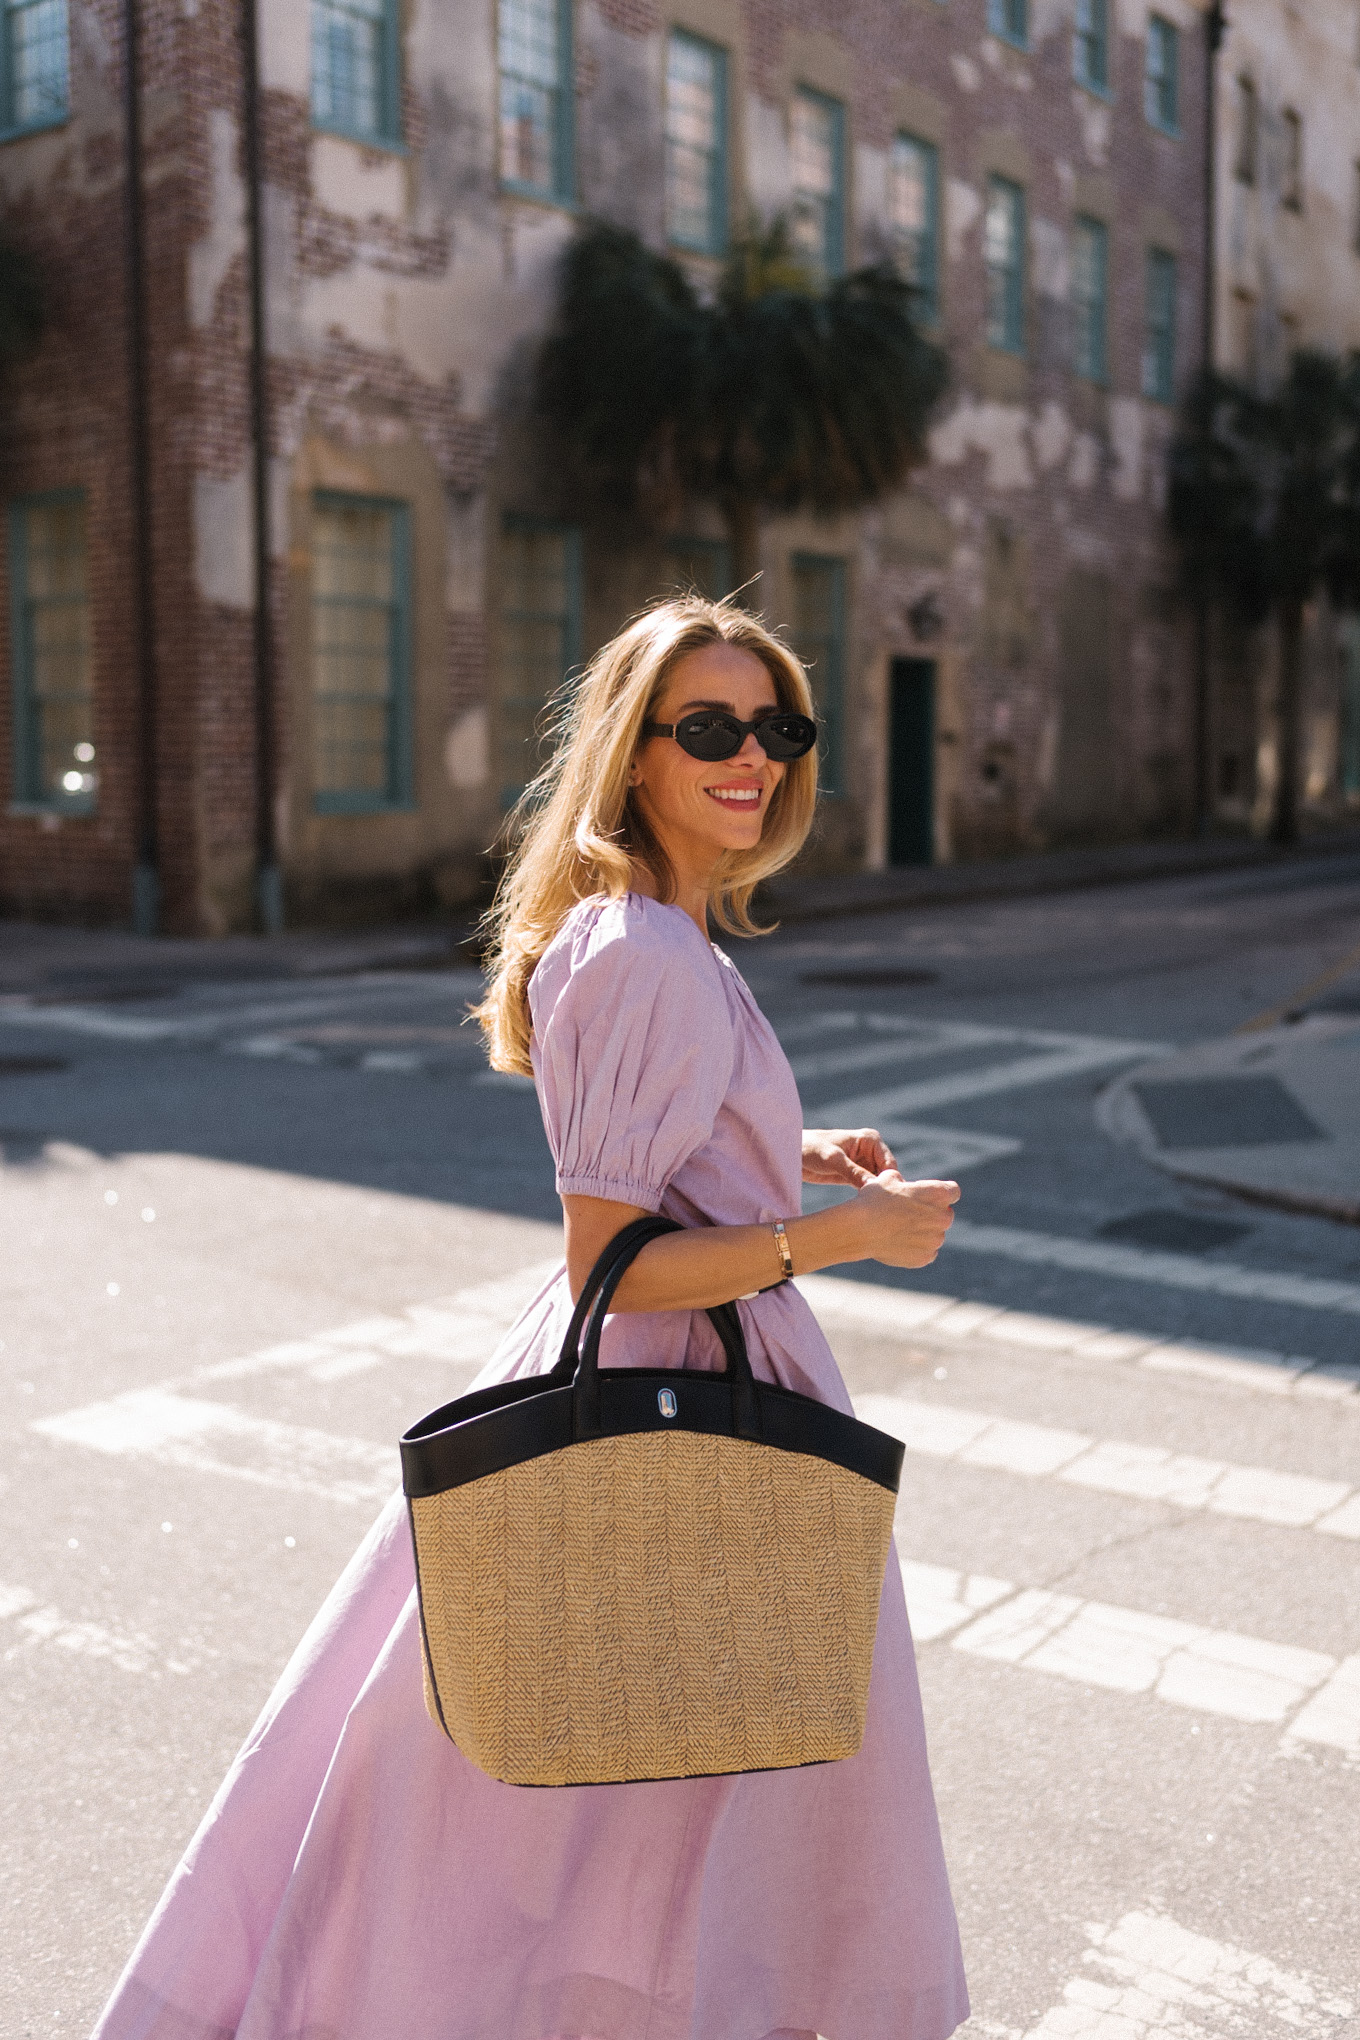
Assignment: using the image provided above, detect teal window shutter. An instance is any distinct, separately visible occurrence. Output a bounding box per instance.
[1072,215,1109,382]
[666,32,727,256]
[1142,247,1178,403]
[0,0,68,138]
[888,134,940,325]
[498,516,582,806]
[987,0,1028,50]
[1074,0,1109,92]
[498,0,574,202]
[790,87,846,278]
[1144,17,1179,133]
[311,493,413,814]
[310,0,402,146]
[665,536,733,601]
[984,176,1026,355]
[8,491,94,811]
[791,555,847,798]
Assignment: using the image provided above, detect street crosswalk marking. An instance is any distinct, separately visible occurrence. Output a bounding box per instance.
[855,1392,1360,1536]
[976,1909,1355,2039]
[815,1034,1166,1123]
[0,1582,203,1678]
[899,1561,1359,1752]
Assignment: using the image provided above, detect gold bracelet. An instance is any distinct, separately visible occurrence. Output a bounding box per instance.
[771,1219,794,1280]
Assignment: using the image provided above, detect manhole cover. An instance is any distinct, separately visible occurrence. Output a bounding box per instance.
[1097,1209,1252,1255]
[800,967,940,988]
[1132,1075,1328,1150]
[0,1056,69,1076]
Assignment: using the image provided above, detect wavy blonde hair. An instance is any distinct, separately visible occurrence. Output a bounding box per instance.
[473,594,819,1074]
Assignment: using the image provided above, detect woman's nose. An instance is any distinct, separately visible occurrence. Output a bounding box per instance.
[735,730,767,763]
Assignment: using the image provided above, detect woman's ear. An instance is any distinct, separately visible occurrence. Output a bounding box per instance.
[627,759,643,787]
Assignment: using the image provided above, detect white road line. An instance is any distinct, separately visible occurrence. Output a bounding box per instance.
[815,1036,1166,1122]
[899,1561,1352,1741]
[855,1393,1359,1536]
[944,1219,1360,1316]
[0,1583,202,1677]
[34,1390,396,1506]
[1001,1909,1355,2039]
[797,1273,1357,1397]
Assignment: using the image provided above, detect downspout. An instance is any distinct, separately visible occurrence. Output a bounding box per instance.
[241,0,284,932]
[123,0,158,933]
[1194,1,1227,837]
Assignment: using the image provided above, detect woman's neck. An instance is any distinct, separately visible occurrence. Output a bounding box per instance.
[628,858,713,936]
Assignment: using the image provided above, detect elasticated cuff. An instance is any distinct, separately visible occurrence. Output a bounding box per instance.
[555,1172,664,1213]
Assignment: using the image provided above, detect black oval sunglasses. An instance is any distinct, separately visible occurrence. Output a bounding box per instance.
[642,710,818,762]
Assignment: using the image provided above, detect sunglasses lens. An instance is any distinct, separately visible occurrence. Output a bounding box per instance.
[757,715,818,759]
[675,713,744,760]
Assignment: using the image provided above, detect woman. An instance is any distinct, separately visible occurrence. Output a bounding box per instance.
[94,596,968,2040]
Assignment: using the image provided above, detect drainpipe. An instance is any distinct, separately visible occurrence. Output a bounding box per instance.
[1194,1,1228,838]
[241,0,284,932]
[123,0,159,934]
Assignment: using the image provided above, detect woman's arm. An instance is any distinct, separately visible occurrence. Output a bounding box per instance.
[563,1170,959,1313]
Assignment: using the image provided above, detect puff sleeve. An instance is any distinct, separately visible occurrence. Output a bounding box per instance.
[529,899,735,1211]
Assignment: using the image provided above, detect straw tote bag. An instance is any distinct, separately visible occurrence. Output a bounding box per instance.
[401,1214,905,1787]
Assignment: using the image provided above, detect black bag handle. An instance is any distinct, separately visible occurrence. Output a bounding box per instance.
[554,1215,760,1444]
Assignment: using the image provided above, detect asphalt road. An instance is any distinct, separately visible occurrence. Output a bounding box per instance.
[2,849,1358,2038]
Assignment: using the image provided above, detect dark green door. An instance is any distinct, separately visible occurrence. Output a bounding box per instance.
[889,657,935,865]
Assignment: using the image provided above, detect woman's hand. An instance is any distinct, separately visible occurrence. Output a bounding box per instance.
[847,1171,960,1269]
[802,1126,897,1186]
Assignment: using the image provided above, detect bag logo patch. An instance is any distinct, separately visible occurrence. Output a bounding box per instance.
[657,1388,678,1419]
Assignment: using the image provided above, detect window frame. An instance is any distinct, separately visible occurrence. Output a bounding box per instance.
[497,512,583,808]
[888,131,941,327]
[1281,107,1303,212]
[664,28,728,257]
[987,0,1028,51]
[1142,246,1178,405]
[984,174,1027,357]
[1071,213,1110,385]
[790,551,847,799]
[309,0,404,150]
[790,84,847,280]
[0,0,69,144]
[1073,0,1110,95]
[497,0,575,206]
[1235,75,1257,185]
[1144,15,1179,135]
[7,486,94,814]
[309,490,414,818]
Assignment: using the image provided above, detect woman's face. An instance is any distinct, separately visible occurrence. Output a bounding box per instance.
[628,643,787,873]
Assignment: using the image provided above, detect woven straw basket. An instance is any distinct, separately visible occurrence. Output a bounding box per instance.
[401,1215,904,1787]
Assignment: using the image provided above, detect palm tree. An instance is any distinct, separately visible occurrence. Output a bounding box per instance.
[1167,352,1360,843]
[536,218,948,588]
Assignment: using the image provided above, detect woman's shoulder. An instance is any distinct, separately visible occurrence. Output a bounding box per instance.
[529,894,717,1024]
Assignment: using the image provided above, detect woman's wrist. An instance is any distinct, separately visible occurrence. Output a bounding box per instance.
[783,1194,868,1276]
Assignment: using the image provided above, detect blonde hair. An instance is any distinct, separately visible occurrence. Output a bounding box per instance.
[473,594,819,1074]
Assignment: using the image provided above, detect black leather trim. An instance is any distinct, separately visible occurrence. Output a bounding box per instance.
[401,1370,904,1498]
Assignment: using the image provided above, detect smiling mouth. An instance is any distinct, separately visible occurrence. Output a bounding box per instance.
[704,785,762,807]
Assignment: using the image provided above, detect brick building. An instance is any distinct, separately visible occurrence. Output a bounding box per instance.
[0,0,1217,931]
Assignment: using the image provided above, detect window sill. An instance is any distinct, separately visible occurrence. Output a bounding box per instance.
[500,178,577,213]
[1146,116,1181,140]
[7,799,95,819]
[1074,75,1114,102]
[0,111,69,146]
[986,30,1030,55]
[310,118,408,156]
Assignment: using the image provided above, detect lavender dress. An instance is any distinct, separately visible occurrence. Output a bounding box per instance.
[93,894,968,2040]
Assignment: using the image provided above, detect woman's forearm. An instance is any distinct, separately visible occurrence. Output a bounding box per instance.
[608,1205,869,1313]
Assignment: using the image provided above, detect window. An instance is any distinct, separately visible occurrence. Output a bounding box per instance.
[498,517,581,804]
[1071,215,1108,383]
[499,0,573,201]
[310,0,401,145]
[790,555,846,797]
[665,536,732,600]
[1353,162,1360,254]
[1074,0,1109,92]
[665,31,727,255]
[311,494,412,813]
[888,133,940,325]
[984,176,1025,355]
[790,88,846,278]
[0,0,67,137]
[8,492,93,810]
[1282,108,1303,210]
[987,0,1027,49]
[1142,248,1177,403]
[1235,76,1257,184]
[1145,16,1179,132]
